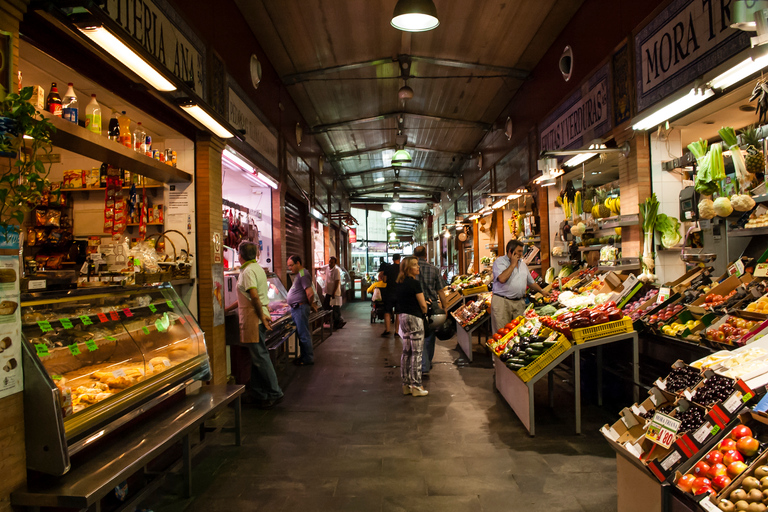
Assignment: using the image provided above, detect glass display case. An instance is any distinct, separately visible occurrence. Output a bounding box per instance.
[266,273,291,323]
[21,283,209,475]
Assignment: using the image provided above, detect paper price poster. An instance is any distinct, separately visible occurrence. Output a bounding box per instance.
[0,256,22,397]
[646,412,681,449]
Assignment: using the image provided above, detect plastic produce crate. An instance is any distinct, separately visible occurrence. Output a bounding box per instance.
[571,316,634,344]
[461,284,488,296]
[515,333,572,383]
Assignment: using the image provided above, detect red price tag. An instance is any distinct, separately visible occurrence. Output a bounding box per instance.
[110,311,120,321]
[123,308,133,317]
[97,313,108,323]
[178,317,186,325]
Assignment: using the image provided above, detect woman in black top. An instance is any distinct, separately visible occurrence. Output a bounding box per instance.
[396,256,429,397]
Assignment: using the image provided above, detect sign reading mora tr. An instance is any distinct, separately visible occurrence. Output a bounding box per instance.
[634,0,750,113]
[100,0,205,97]
[539,64,611,153]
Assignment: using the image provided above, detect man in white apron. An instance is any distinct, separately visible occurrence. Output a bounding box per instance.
[324,256,346,329]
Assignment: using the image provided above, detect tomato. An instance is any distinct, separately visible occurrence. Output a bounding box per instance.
[493,333,503,341]
[499,328,510,335]
[505,323,516,331]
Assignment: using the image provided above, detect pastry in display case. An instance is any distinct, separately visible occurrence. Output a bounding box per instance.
[21,283,209,475]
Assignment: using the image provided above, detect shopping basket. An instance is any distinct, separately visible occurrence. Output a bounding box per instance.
[462,284,488,296]
[570,316,634,344]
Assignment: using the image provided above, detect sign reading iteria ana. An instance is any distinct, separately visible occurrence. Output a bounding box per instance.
[99,0,205,98]
[634,0,750,113]
[539,64,612,153]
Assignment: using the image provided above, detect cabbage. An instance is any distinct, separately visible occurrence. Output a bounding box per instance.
[731,194,756,212]
[545,267,555,284]
[656,214,682,249]
[594,293,611,305]
[698,197,715,220]
[713,196,733,217]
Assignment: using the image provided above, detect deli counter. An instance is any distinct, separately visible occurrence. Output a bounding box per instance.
[21,283,209,475]
[224,271,295,346]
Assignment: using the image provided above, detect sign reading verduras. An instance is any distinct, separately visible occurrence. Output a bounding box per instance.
[634,0,750,113]
[539,64,611,153]
[100,0,205,97]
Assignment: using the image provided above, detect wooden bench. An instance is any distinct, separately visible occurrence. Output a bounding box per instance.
[309,309,333,345]
[12,385,244,512]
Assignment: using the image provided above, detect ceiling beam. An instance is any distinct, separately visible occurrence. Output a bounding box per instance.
[409,55,529,80]
[352,197,436,204]
[351,182,444,194]
[310,111,492,134]
[281,54,529,85]
[340,166,455,179]
[329,143,470,162]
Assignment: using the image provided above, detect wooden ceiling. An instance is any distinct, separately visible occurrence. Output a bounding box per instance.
[235,0,584,231]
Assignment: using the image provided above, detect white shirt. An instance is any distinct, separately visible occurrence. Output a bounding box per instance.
[325,266,341,296]
[492,256,534,299]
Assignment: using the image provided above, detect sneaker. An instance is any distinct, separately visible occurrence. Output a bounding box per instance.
[380,331,391,337]
[410,386,429,397]
[402,385,411,395]
[336,321,346,329]
[256,395,284,409]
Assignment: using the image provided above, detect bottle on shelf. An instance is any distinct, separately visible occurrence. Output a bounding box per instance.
[117,111,131,148]
[99,163,108,188]
[142,135,152,156]
[45,82,62,117]
[61,83,78,124]
[85,94,101,135]
[133,122,145,153]
[107,111,120,142]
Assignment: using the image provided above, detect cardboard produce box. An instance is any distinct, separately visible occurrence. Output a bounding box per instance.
[666,268,705,294]
[438,286,462,310]
[689,275,752,315]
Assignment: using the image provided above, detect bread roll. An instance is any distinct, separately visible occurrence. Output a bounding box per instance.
[0,268,17,283]
[0,301,17,316]
[167,349,190,361]
[149,356,171,370]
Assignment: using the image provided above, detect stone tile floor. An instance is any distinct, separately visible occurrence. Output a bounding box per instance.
[149,302,623,511]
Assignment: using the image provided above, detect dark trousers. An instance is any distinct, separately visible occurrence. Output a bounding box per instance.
[324,294,344,327]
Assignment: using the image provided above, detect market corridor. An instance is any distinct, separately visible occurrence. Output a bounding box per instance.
[153,302,620,512]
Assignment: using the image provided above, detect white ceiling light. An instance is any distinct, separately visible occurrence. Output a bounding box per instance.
[376,177,386,182]
[709,53,768,89]
[491,198,509,209]
[564,152,597,167]
[391,0,440,32]
[391,201,402,211]
[222,148,278,189]
[77,25,176,92]
[632,88,714,131]
[382,211,392,219]
[179,101,234,138]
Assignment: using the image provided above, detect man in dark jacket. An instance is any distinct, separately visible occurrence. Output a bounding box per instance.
[414,246,446,374]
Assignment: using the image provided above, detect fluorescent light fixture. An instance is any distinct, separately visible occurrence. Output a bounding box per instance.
[533,167,564,184]
[507,193,521,200]
[632,88,714,131]
[391,201,402,211]
[77,25,176,92]
[391,0,439,32]
[491,198,509,209]
[255,171,278,189]
[443,230,451,238]
[382,211,392,219]
[376,177,386,182]
[391,149,412,165]
[564,152,597,167]
[468,214,480,221]
[710,54,768,89]
[310,208,324,221]
[179,100,234,138]
[223,148,253,170]
[540,179,558,187]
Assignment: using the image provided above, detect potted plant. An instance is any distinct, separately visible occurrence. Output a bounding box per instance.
[0,86,56,238]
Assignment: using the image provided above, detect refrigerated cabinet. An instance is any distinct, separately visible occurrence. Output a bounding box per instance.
[21,283,209,475]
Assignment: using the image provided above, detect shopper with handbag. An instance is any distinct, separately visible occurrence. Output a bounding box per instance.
[395,256,429,397]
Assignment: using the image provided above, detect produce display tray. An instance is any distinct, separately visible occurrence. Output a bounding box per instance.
[729,227,768,237]
[515,334,572,383]
[571,316,634,344]
[461,285,488,296]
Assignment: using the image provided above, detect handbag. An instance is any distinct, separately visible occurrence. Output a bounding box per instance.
[371,288,382,302]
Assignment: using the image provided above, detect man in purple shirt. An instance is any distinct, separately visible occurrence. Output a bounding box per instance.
[287,255,318,365]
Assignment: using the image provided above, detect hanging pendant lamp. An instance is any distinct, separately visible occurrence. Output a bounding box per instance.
[391,149,412,166]
[391,0,440,32]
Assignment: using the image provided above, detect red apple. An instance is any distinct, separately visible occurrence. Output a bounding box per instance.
[730,425,753,440]
[726,461,749,478]
[723,450,745,465]
[707,463,728,479]
[694,485,714,496]
[736,436,760,457]
[677,473,696,493]
[692,477,712,494]
[719,438,738,452]
[693,461,711,477]
[712,474,732,491]
[704,450,724,465]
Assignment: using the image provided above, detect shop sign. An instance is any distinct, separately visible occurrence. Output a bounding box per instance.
[539,64,611,152]
[228,86,279,167]
[348,228,357,243]
[635,0,750,113]
[100,0,205,97]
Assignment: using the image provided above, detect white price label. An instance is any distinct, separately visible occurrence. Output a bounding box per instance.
[699,498,720,512]
[28,279,46,290]
[724,391,743,413]
[693,422,713,444]
[660,450,682,471]
[112,369,126,378]
[163,360,171,367]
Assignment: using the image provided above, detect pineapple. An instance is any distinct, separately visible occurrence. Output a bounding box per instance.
[583,199,594,212]
[595,190,611,218]
[742,125,765,175]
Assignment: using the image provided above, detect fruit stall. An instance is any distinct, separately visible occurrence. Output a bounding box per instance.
[451,292,492,362]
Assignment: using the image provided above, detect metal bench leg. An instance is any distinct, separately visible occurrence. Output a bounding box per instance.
[182,434,192,498]
[597,346,603,407]
[234,396,242,446]
[548,372,554,408]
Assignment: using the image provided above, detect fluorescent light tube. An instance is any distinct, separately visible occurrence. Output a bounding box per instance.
[256,171,278,189]
[468,214,480,221]
[78,26,176,92]
[564,153,596,167]
[382,211,392,219]
[223,148,253,171]
[633,88,714,131]
[179,103,233,138]
[491,198,509,209]
[710,54,768,89]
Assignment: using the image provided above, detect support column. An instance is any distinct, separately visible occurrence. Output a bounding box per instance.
[617,134,652,261]
[538,186,550,270]
[273,136,286,281]
[195,134,227,385]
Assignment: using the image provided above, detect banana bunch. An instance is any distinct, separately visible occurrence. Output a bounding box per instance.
[563,195,572,220]
[605,196,621,215]
[575,191,582,215]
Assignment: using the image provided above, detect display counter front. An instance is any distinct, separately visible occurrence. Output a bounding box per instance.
[21,282,209,475]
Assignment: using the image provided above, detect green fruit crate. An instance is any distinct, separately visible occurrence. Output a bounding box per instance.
[461,284,488,296]
[571,316,634,344]
[515,331,572,383]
